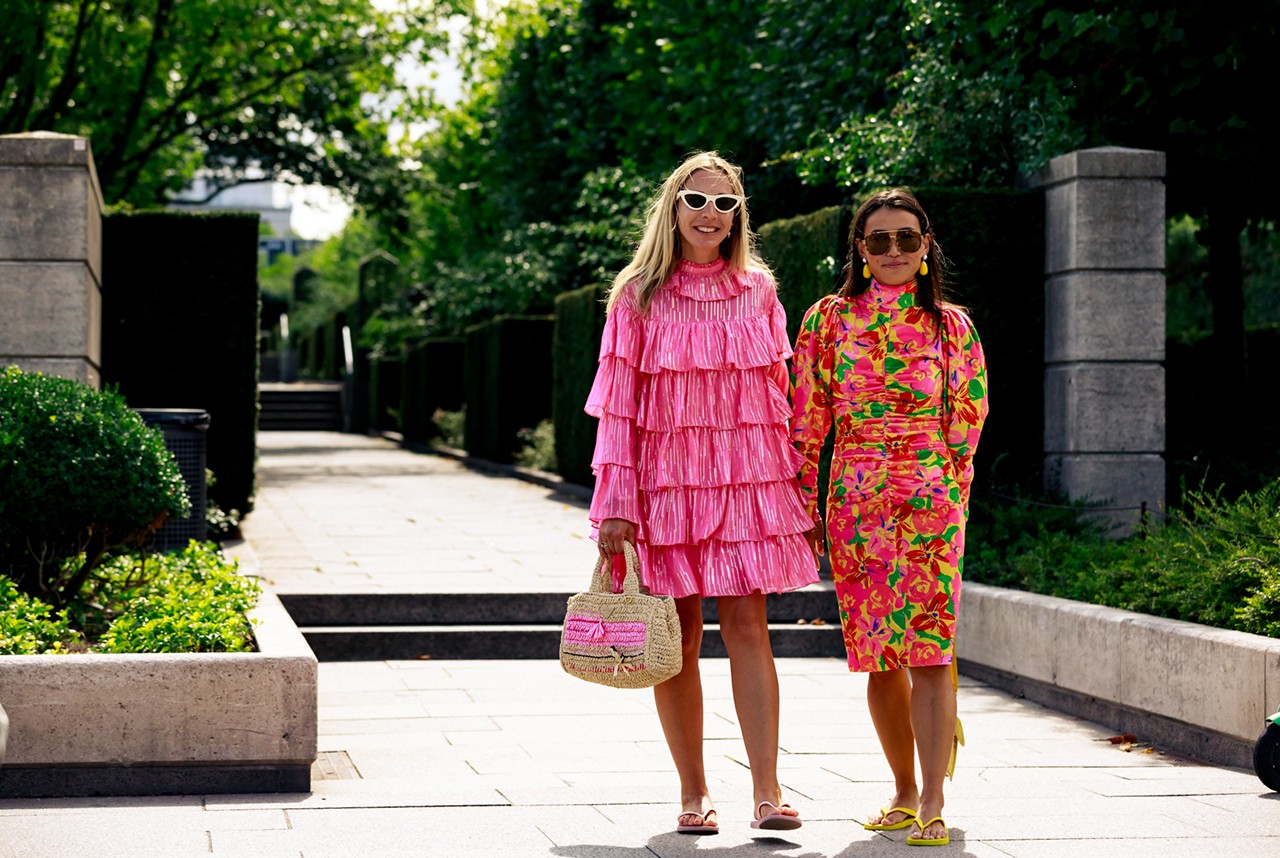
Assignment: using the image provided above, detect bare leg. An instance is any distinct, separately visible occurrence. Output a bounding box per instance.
[865,668,919,827]
[654,595,715,829]
[908,664,955,841]
[716,594,799,822]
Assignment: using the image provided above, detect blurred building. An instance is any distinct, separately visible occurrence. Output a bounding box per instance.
[170,179,321,264]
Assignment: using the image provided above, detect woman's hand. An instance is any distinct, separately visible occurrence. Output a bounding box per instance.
[804,522,825,559]
[598,518,637,557]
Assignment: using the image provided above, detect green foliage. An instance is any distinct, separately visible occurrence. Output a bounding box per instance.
[395,164,646,341]
[463,315,555,463]
[785,0,1083,190]
[361,0,902,339]
[0,542,261,655]
[0,0,460,208]
[432,408,466,449]
[1167,214,1212,342]
[789,0,1274,207]
[967,477,1280,639]
[758,206,850,343]
[0,577,72,655]
[1244,222,1280,330]
[0,367,189,604]
[94,543,261,654]
[514,419,557,472]
[204,470,242,539]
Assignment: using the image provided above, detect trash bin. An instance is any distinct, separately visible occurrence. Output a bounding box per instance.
[135,408,210,550]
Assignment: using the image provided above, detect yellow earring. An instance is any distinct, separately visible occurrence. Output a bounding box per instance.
[919,256,929,276]
[862,260,871,279]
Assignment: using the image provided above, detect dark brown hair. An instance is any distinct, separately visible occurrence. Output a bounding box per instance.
[839,188,956,321]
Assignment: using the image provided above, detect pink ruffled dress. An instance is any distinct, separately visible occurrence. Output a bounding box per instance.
[585,257,819,598]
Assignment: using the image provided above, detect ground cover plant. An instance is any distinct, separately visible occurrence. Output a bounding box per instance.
[966,477,1280,638]
[0,541,260,655]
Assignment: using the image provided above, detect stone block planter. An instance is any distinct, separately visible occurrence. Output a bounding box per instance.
[0,587,317,798]
[958,582,1280,769]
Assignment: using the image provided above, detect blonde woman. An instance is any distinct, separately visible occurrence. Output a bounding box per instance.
[585,151,818,834]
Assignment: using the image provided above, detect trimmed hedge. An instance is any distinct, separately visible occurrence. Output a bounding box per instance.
[463,316,554,463]
[369,355,402,433]
[759,204,852,344]
[758,188,1046,493]
[915,187,1046,492]
[553,284,608,486]
[100,211,260,516]
[400,338,465,445]
[1166,324,1280,504]
[295,309,348,382]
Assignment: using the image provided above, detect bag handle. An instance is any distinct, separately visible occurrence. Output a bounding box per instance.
[590,541,642,595]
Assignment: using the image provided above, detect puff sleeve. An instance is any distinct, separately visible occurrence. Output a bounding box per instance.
[584,297,642,527]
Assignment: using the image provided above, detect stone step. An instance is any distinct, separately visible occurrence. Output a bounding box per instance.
[258,383,344,431]
[280,589,839,627]
[298,622,846,662]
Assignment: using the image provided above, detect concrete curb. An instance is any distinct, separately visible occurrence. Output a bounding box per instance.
[959,581,1280,768]
[0,586,317,797]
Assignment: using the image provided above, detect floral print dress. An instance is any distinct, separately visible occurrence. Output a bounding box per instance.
[585,257,818,598]
[790,282,988,671]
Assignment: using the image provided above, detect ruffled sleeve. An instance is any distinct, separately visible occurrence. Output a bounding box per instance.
[766,294,793,396]
[585,295,642,527]
[789,297,838,523]
[941,306,989,506]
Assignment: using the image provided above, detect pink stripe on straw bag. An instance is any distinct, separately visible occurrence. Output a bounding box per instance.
[559,542,682,689]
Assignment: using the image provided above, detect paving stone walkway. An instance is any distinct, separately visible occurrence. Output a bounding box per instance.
[2,432,1275,857]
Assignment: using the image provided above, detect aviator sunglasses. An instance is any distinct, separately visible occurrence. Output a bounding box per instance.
[677,189,744,213]
[862,228,925,255]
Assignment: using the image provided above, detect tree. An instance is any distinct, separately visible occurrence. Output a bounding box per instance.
[359,0,911,340]
[0,0,459,207]
[792,0,1277,380]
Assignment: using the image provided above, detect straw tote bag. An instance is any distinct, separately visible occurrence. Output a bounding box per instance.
[559,542,682,689]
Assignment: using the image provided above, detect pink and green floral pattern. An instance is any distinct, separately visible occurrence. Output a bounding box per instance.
[790,283,988,671]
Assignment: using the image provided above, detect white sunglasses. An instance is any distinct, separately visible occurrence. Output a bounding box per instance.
[677,189,744,213]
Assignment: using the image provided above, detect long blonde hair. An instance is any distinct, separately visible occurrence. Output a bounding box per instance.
[605,151,770,313]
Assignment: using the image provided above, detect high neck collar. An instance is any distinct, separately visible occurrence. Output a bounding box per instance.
[678,256,726,275]
[668,256,749,300]
[866,278,917,305]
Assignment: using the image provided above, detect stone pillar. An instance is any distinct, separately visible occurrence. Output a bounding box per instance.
[0,132,105,387]
[1038,147,1166,535]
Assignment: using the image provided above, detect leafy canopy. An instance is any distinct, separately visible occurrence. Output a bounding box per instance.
[0,0,461,207]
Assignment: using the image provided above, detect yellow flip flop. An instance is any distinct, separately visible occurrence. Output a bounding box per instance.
[907,816,950,847]
[863,806,918,831]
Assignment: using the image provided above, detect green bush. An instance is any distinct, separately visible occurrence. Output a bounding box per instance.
[515,419,557,472]
[432,407,465,449]
[967,476,1280,638]
[0,367,190,605]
